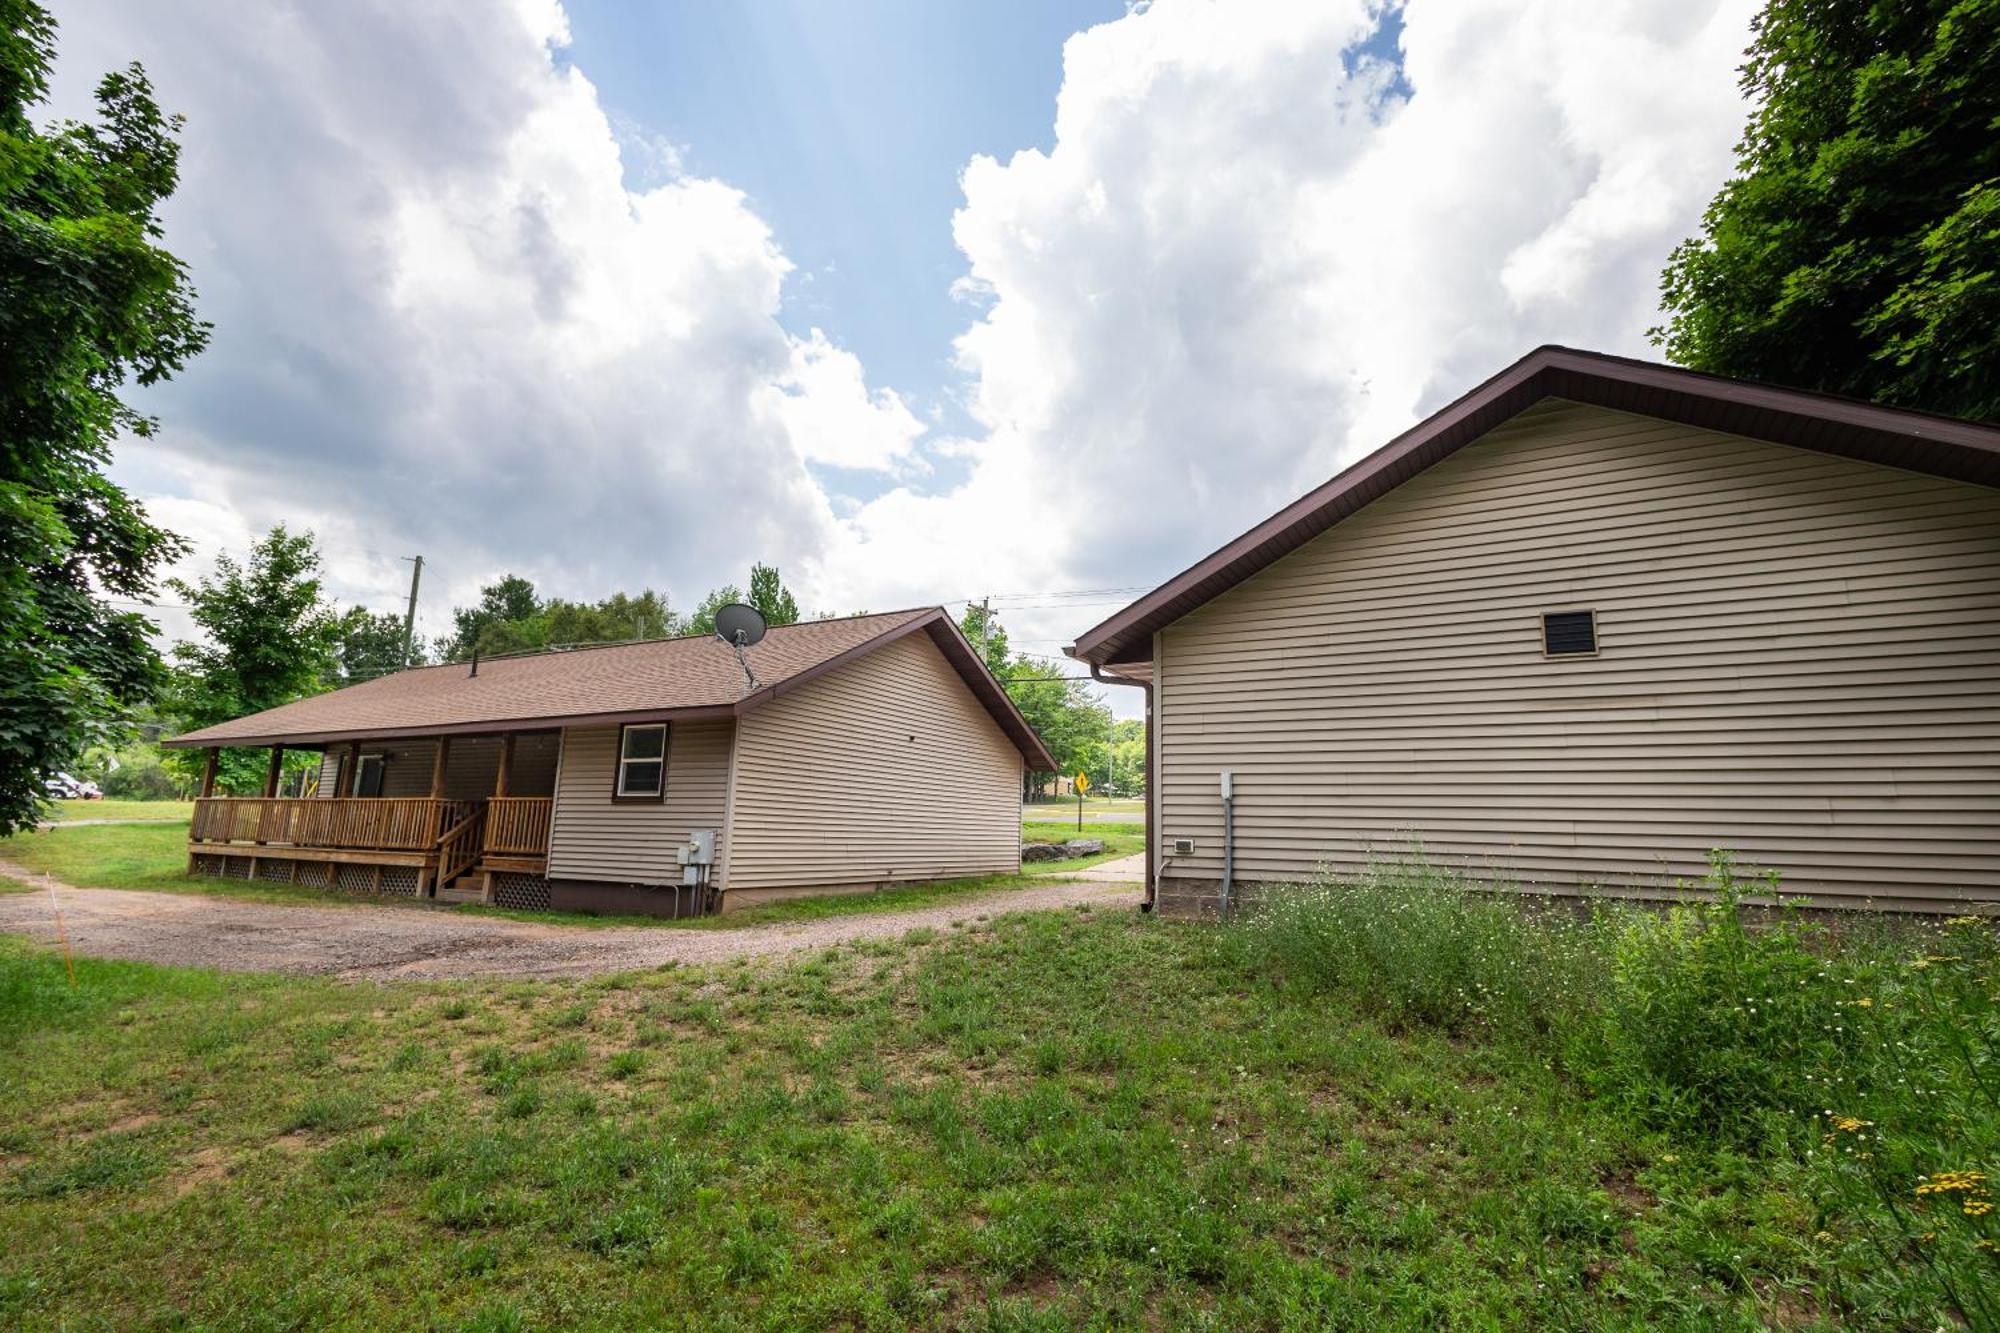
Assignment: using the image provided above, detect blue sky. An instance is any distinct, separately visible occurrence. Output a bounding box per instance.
[562,0,1122,426]
[561,0,1408,486]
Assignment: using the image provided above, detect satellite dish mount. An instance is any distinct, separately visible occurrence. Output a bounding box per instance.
[714,603,767,692]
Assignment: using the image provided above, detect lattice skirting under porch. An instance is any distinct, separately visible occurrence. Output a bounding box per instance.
[491,872,552,911]
[189,852,421,898]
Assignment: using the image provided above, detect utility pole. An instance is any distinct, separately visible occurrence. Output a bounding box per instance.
[399,555,423,668]
[976,595,992,665]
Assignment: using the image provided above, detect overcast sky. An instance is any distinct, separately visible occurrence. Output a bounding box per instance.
[51,0,1757,710]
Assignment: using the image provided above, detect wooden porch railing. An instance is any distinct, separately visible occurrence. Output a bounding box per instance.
[190,797,473,853]
[436,805,486,887]
[484,797,553,857]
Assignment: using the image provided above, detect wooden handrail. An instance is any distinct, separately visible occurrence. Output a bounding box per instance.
[436,806,486,887]
[484,797,552,856]
[190,797,472,853]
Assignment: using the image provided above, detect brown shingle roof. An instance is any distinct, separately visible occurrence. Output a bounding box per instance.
[166,607,1058,769]
[1068,345,2000,666]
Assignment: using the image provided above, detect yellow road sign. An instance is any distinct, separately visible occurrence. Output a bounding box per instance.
[1074,771,1091,794]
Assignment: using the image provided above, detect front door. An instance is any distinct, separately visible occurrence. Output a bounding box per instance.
[353,753,385,797]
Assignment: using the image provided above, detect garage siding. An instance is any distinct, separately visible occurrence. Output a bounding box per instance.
[544,720,733,886]
[1153,399,2000,910]
[724,632,1022,892]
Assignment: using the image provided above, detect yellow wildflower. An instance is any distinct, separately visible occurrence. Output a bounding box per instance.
[1966,1200,1995,1218]
[1914,1170,1989,1198]
[1830,1116,1870,1134]
[1849,997,1873,1008]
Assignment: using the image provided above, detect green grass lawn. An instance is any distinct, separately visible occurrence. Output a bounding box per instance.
[1021,820,1143,859]
[39,799,194,823]
[0,909,1852,1329]
[0,823,202,895]
[0,822,1143,928]
[1026,797,1144,818]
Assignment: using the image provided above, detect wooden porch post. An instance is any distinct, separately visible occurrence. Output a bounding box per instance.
[263,746,285,798]
[495,733,514,798]
[429,736,451,797]
[344,742,362,796]
[199,747,219,798]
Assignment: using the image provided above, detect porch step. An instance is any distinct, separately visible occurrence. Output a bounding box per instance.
[434,883,487,905]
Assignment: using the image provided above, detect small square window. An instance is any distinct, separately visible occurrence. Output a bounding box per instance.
[615,723,668,799]
[1542,610,1598,657]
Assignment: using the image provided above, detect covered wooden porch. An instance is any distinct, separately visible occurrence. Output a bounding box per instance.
[185,733,555,903]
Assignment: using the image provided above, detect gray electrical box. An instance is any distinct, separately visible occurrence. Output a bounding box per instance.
[676,829,717,866]
[676,829,717,886]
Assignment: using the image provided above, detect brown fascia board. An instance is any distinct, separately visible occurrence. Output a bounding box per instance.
[1066,345,2000,666]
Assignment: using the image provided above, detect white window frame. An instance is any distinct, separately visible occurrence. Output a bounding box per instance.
[614,723,668,799]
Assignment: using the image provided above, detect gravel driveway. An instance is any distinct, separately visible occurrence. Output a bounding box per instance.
[0,856,1145,981]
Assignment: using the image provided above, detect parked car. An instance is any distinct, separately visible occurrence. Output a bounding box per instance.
[44,772,102,800]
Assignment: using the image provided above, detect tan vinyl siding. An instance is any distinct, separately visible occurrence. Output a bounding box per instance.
[545,720,732,886]
[1154,399,2000,910]
[725,632,1022,892]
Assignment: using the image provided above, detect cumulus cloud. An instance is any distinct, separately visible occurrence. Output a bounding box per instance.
[52,0,1755,669]
[49,0,915,634]
[815,0,1756,640]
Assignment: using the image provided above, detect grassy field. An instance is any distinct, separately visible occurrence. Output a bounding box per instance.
[1021,820,1142,857]
[0,823,203,894]
[0,899,1882,1330]
[1026,797,1144,818]
[38,799,194,823]
[0,821,1143,929]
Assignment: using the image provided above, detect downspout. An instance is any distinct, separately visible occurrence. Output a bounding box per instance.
[1089,664,1155,913]
[1219,769,1235,919]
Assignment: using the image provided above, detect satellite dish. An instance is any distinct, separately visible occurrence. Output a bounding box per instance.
[714,602,767,648]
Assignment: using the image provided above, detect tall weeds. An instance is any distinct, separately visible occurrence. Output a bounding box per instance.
[1230,852,2000,1326]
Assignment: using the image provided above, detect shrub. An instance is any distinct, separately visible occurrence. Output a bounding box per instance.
[98,749,183,800]
[1589,851,1844,1144]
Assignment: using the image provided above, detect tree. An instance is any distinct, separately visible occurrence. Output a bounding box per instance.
[1010,666,1112,791]
[165,526,343,792]
[747,563,801,627]
[1655,0,2000,420]
[542,589,681,646]
[686,585,743,637]
[438,574,541,659]
[0,2,207,832]
[333,608,421,684]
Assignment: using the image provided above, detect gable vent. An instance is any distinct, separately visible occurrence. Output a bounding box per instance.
[1542,610,1597,657]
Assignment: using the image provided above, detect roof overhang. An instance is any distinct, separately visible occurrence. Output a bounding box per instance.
[1067,345,2000,666]
[163,608,1061,771]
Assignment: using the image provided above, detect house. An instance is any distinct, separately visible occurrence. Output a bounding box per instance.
[164,608,1056,915]
[1067,347,2000,916]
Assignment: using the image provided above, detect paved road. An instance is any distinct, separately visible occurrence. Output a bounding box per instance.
[0,855,1146,982]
